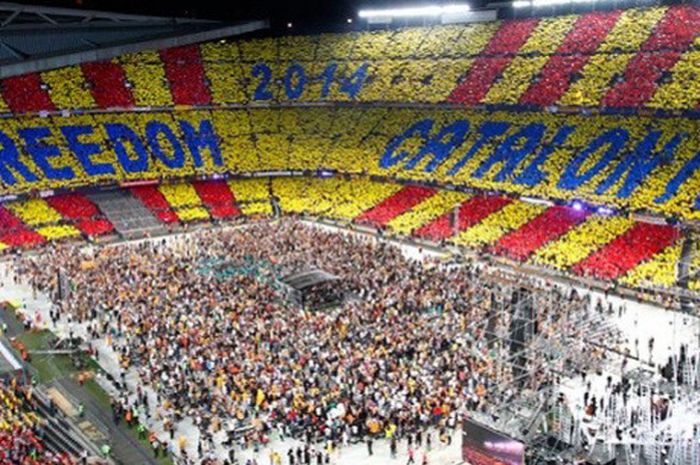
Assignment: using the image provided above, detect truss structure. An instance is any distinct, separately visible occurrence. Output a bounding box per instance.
[0,2,268,78]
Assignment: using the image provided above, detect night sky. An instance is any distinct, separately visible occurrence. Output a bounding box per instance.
[11,0,381,30]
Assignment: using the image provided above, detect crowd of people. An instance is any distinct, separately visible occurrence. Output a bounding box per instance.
[16,220,596,464]
[0,380,75,465]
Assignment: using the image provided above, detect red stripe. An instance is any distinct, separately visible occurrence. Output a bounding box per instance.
[448,19,539,105]
[519,11,620,106]
[415,195,512,241]
[76,218,114,236]
[0,205,25,233]
[192,180,241,218]
[130,186,180,224]
[1,73,55,113]
[209,205,241,219]
[1,230,45,247]
[45,194,99,219]
[602,6,700,108]
[601,51,681,107]
[641,5,700,51]
[483,19,540,55]
[160,45,212,105]
[192,180,236,206]
[156,211,180,224]
[491,206,588,261]
[130,186,172,210]
[0,205,44,247]
[572,223,679,280]
[81,62,134,109]
[355,186,436,227]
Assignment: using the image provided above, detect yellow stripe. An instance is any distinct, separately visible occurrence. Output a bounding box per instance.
[6,199,62,225]
[0,242,7,252]
[451,201,545,247]
[36,224,81,240]
[596,7,667,53]
[484,16,575,105]
[450,22,501,57]
[279,36,318,61]
[240,202,272,216]
[648,50,700,110]
[271,177,403,220]
[620,241,681,288]
[158,182,202,208]
[42,66,95,110]
[0,91,9,113]
[559,7,666,106]
[387,190,469,235]
[272,177,331,215]
[200,42,240,61]
[482,56,549,105]
[203,62,249,105]
[239,37,278,62]
[351,30,393,60]
[228,178,270,203]
[530,215,635,270]
[121,55,174,107]
[326,179,402,220]
[176,206,210,222]
[558,54,633,107]
[414,25,464,58]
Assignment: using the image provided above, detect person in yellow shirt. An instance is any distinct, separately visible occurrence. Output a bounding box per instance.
[177,436,187,454]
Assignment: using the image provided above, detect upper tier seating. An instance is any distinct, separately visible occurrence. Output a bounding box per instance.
[0,5,697,113]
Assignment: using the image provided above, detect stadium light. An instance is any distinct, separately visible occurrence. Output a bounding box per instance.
[358,4,471,19]
[514,0,598,7]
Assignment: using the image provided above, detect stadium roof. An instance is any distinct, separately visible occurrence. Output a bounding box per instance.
[0,2,269,78]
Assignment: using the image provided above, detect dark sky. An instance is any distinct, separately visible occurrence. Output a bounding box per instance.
[12,0,493,33]
[14,0,372,29]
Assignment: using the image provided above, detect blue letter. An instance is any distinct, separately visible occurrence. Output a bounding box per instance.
[657,149,700,205]
[0,130,37,185]
[179,120,223,168]
[514,125,576,187]
[146,121,185,169]
[105,123,149,173]
[61,125,115,177]
[18,127,74,180]
[472,123,546,181]
[404,120,469,173]
[379,119,433,169]
[447,121,510,176]
[596,130,685,198]
[557,128,629,191]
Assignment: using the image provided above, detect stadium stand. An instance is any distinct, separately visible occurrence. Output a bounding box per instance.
[2,4,700,464]
[0,6,697,112]
[4,176,686,294]
[0,380,77,465]
[0,5,696,301]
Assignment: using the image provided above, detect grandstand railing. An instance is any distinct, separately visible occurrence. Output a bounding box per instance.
[3,99,700,120]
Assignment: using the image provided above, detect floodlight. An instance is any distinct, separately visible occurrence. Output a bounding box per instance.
[358,4,471,19]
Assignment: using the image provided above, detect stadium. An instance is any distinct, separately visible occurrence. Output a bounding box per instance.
[0,0,699,464]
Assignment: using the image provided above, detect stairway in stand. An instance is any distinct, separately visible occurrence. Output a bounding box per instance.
[88,190,164,237]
